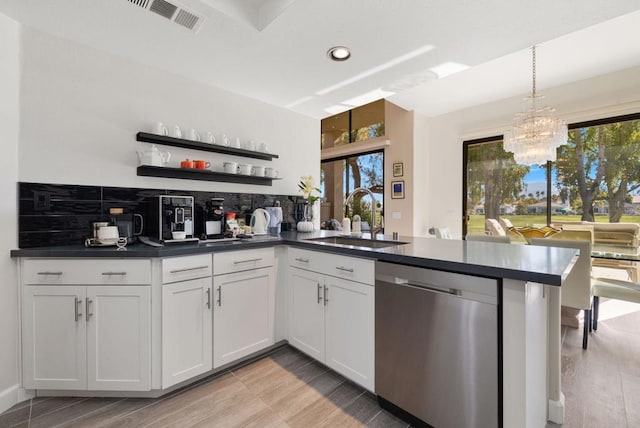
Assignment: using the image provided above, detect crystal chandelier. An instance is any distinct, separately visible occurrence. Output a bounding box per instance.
[504,46,568,166]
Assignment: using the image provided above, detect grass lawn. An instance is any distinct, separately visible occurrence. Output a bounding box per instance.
[467,214,640,234]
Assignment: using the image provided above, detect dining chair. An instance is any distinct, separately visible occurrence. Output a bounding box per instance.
[531,237,593,349]
[591,223,640,282]
[591,277,640,331]
[485,219,506,236]
[434,227,453,239]
[465,234,510,243]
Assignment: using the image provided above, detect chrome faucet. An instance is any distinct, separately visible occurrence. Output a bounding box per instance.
[344,187,382,238]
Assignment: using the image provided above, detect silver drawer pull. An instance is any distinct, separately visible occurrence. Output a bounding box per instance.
[324,285,328,306]
[295,257,309,263]
[336,266,354,273]
[101,272,127,276]
[233,258,262,264]
[74,297,83,322]
[169,265,209,274]
[206,288,211,309]
[317,283,322,304]
[217,286,222,306]
[37,271,63,276]
[86,299,93,319]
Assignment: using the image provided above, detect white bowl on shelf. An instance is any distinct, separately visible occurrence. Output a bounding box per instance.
[172,231,187,240]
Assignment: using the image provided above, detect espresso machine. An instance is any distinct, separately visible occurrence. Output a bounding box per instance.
[147,195,195,243]
[203,198,226,240]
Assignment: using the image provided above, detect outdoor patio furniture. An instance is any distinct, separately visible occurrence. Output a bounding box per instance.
[485,219,507,236]
[465,234,510,243]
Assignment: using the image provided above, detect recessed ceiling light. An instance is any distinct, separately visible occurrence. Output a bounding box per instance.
[327,46,351,61]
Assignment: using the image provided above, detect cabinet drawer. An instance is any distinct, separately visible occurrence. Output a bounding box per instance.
[214,248,274,276]
[23,259,151,285]
[289,248,374,285]
[162,254,212,284]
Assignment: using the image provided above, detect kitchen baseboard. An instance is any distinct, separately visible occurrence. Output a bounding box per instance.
[548,393,565,424]
[0,384,34,415]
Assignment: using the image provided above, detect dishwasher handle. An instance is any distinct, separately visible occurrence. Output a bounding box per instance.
[393,277,461,296]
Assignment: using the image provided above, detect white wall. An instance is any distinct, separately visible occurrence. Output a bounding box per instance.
[418,66,640,237]
[0,11,20,413]
[18,28,319,193]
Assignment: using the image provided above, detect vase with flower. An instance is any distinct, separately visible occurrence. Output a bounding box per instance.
[297,175,321,232]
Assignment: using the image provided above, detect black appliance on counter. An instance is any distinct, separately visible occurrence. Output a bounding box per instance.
[147,195,195,243]
[110,208,143,244]
[203,197,225,240]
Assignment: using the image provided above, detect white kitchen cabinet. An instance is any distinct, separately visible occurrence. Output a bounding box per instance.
[22,284,151,391]
[161,255,213,388]
[213,249,275,369]
[288,267,325,361]
[324,276,374,390]
[22,286,87,390]
[287,248,375,391]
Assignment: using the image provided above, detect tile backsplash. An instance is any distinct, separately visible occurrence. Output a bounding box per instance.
[18,182,308,248]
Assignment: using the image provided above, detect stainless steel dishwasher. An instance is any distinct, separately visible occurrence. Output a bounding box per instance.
[375,261,500,428]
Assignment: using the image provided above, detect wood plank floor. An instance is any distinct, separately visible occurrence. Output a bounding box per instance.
[2,299,639,428]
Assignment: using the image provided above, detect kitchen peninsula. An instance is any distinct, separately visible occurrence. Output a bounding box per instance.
[11,232,577,427]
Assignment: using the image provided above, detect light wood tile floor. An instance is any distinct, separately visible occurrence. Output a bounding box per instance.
[0,346,410,428]
[3,299,639,428]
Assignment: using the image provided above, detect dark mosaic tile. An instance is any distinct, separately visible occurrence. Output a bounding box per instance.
[19,230,88,248]
[19,214,98,232]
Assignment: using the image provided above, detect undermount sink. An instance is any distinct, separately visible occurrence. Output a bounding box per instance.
[304,236,408,249]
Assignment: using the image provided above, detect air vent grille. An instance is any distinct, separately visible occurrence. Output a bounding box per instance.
[149,0,177,19]
[174,9,199,30]
[126,0,150,8]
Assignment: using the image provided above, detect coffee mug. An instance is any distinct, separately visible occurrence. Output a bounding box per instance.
[206,131,216,144]
[97,226,119,244]
[265,167,279,178]
[181,159,195,168]
[243,140,256,151]
[194,160,210,169]
[237,164,252,175]
[188,128,200,141]
[232,137,241,148]
[257,142,268,152]
[154,122,168,136]
[220,134,231,146]
[253,166,265,177]
[171,125,182,139]
[223,162,238,174]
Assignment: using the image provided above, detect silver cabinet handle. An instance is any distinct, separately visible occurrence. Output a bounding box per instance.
[324,285,328,306]
[74,297,83,321]
[101,272,127,276]
[217,286,222,306]
[86,299,93,319]
[206,288,211,309]
[233,258,262,264]
[169,265,209,274]
[317,283,322,304]
[38,271,62,276]
[295,257,309,263]
[336,266,354,273]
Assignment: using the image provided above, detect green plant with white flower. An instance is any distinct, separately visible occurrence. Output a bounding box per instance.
[298,175,321,204]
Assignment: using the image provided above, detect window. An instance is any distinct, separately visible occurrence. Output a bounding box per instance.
[463,113,640,236]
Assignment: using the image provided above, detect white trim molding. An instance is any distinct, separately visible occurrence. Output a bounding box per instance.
[0,384,34,415]
[321,137,390,161]
[548,392,565,424]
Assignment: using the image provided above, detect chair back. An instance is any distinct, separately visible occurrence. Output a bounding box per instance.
[592,222,640,246]
[465,234,510,243]
[434,227,453,239]
[499,218,514,230]
[550,229,594,243]
[485,219,506,236]
[531,238,592,310]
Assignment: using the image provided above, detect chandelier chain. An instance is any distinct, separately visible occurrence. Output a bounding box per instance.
[532,45,537,97]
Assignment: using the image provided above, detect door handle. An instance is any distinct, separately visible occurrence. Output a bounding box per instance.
[206,288,211,309]
[217,286,222,306]
[101,271,127,276]
[295,257,309,263]
[324,285,328,306]
[86,299,93,320]
[317,283,322,304]
[74,297,83,321]
[37,271,63,276]
[233,258,262,264]
[169,266,209,274]
[335,266,354,273]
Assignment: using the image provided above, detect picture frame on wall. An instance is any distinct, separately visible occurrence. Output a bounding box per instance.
[393,162,403,177]
[391,180,405,199]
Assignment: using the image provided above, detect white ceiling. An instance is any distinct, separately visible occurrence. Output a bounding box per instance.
[1,0,640,119]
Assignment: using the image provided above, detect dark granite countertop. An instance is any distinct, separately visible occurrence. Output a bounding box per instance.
[10,231,577,286]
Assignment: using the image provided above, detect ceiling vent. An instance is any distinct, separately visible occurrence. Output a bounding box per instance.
[126,0,205,32]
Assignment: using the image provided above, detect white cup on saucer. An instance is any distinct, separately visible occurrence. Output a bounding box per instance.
[188,128,200,141]
[154,122,168,136]
[253,166,265,177]
[237,164,252,175]
[265,167,279,178]
[171,125,182,139]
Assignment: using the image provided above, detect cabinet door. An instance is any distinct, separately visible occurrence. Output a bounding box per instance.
[213,267,274,368]
[162,278,213,388]
[288,267,325,361]
[325,277,375,391]
[87,286,151,391]
[22,286,87,390]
